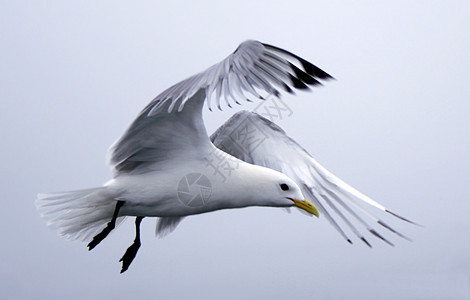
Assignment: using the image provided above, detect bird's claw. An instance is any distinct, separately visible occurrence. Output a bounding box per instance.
[119,240,141,273]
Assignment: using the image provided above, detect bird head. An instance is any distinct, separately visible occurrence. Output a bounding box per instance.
[233,165,319,217]
[275,176,319,217]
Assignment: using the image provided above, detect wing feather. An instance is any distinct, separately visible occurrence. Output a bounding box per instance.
[211,111,415,246]
[145,40,332,115]
[108,40,333,175]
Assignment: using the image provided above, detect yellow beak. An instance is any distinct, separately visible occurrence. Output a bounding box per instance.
[293,199,320,217]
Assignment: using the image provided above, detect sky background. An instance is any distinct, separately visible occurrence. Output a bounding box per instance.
[1,1,470,299]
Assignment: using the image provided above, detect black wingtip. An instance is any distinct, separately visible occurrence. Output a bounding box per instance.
[369,229,394,247]
[288,62,322,86]
[298,57,335,80]
[361,237,372,248]
[283,83,295,94]
[385,209,422,227]
[377,220,413,242]
[288,74,310,90]
[347,239,353,245]
[261,42,334,80]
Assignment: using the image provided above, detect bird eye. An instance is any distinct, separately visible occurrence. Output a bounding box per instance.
[280,183,289,191]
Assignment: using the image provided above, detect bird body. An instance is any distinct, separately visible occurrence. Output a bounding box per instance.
[106,150,302,218]
[36,40,414,273]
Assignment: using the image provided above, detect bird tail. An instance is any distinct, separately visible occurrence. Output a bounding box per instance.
[36,187,126,242]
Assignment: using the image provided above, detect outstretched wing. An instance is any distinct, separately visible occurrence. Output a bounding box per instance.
[211,111,416,247]
[146,40,333,114]
[108,40,333,175]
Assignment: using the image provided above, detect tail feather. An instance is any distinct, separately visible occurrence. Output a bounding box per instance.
[36,187,126,242]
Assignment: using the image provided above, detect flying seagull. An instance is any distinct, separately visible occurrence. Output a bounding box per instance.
[36,40,414,273]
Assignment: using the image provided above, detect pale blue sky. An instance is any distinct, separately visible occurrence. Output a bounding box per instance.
[1,1,469,299]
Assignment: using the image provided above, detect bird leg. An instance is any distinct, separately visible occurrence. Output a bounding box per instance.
[119,216,144,273]
[87,200,124,250]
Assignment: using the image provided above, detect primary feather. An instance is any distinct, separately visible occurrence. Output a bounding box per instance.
[211,111,415,246]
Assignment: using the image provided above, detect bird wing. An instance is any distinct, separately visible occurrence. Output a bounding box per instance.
[108,40,333,175]
[210,111,416,247]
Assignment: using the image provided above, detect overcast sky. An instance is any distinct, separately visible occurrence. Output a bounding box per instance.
[1,1,470,299]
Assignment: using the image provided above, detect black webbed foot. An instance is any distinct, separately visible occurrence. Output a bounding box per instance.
[87,222,114,250]
[119,216,144,273]
[119,239,141,273]
[87,200,124,251]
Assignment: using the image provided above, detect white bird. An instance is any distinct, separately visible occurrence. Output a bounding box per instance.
[36,40,414,273]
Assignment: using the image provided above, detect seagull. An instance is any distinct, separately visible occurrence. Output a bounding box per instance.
[36,40,415,273]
